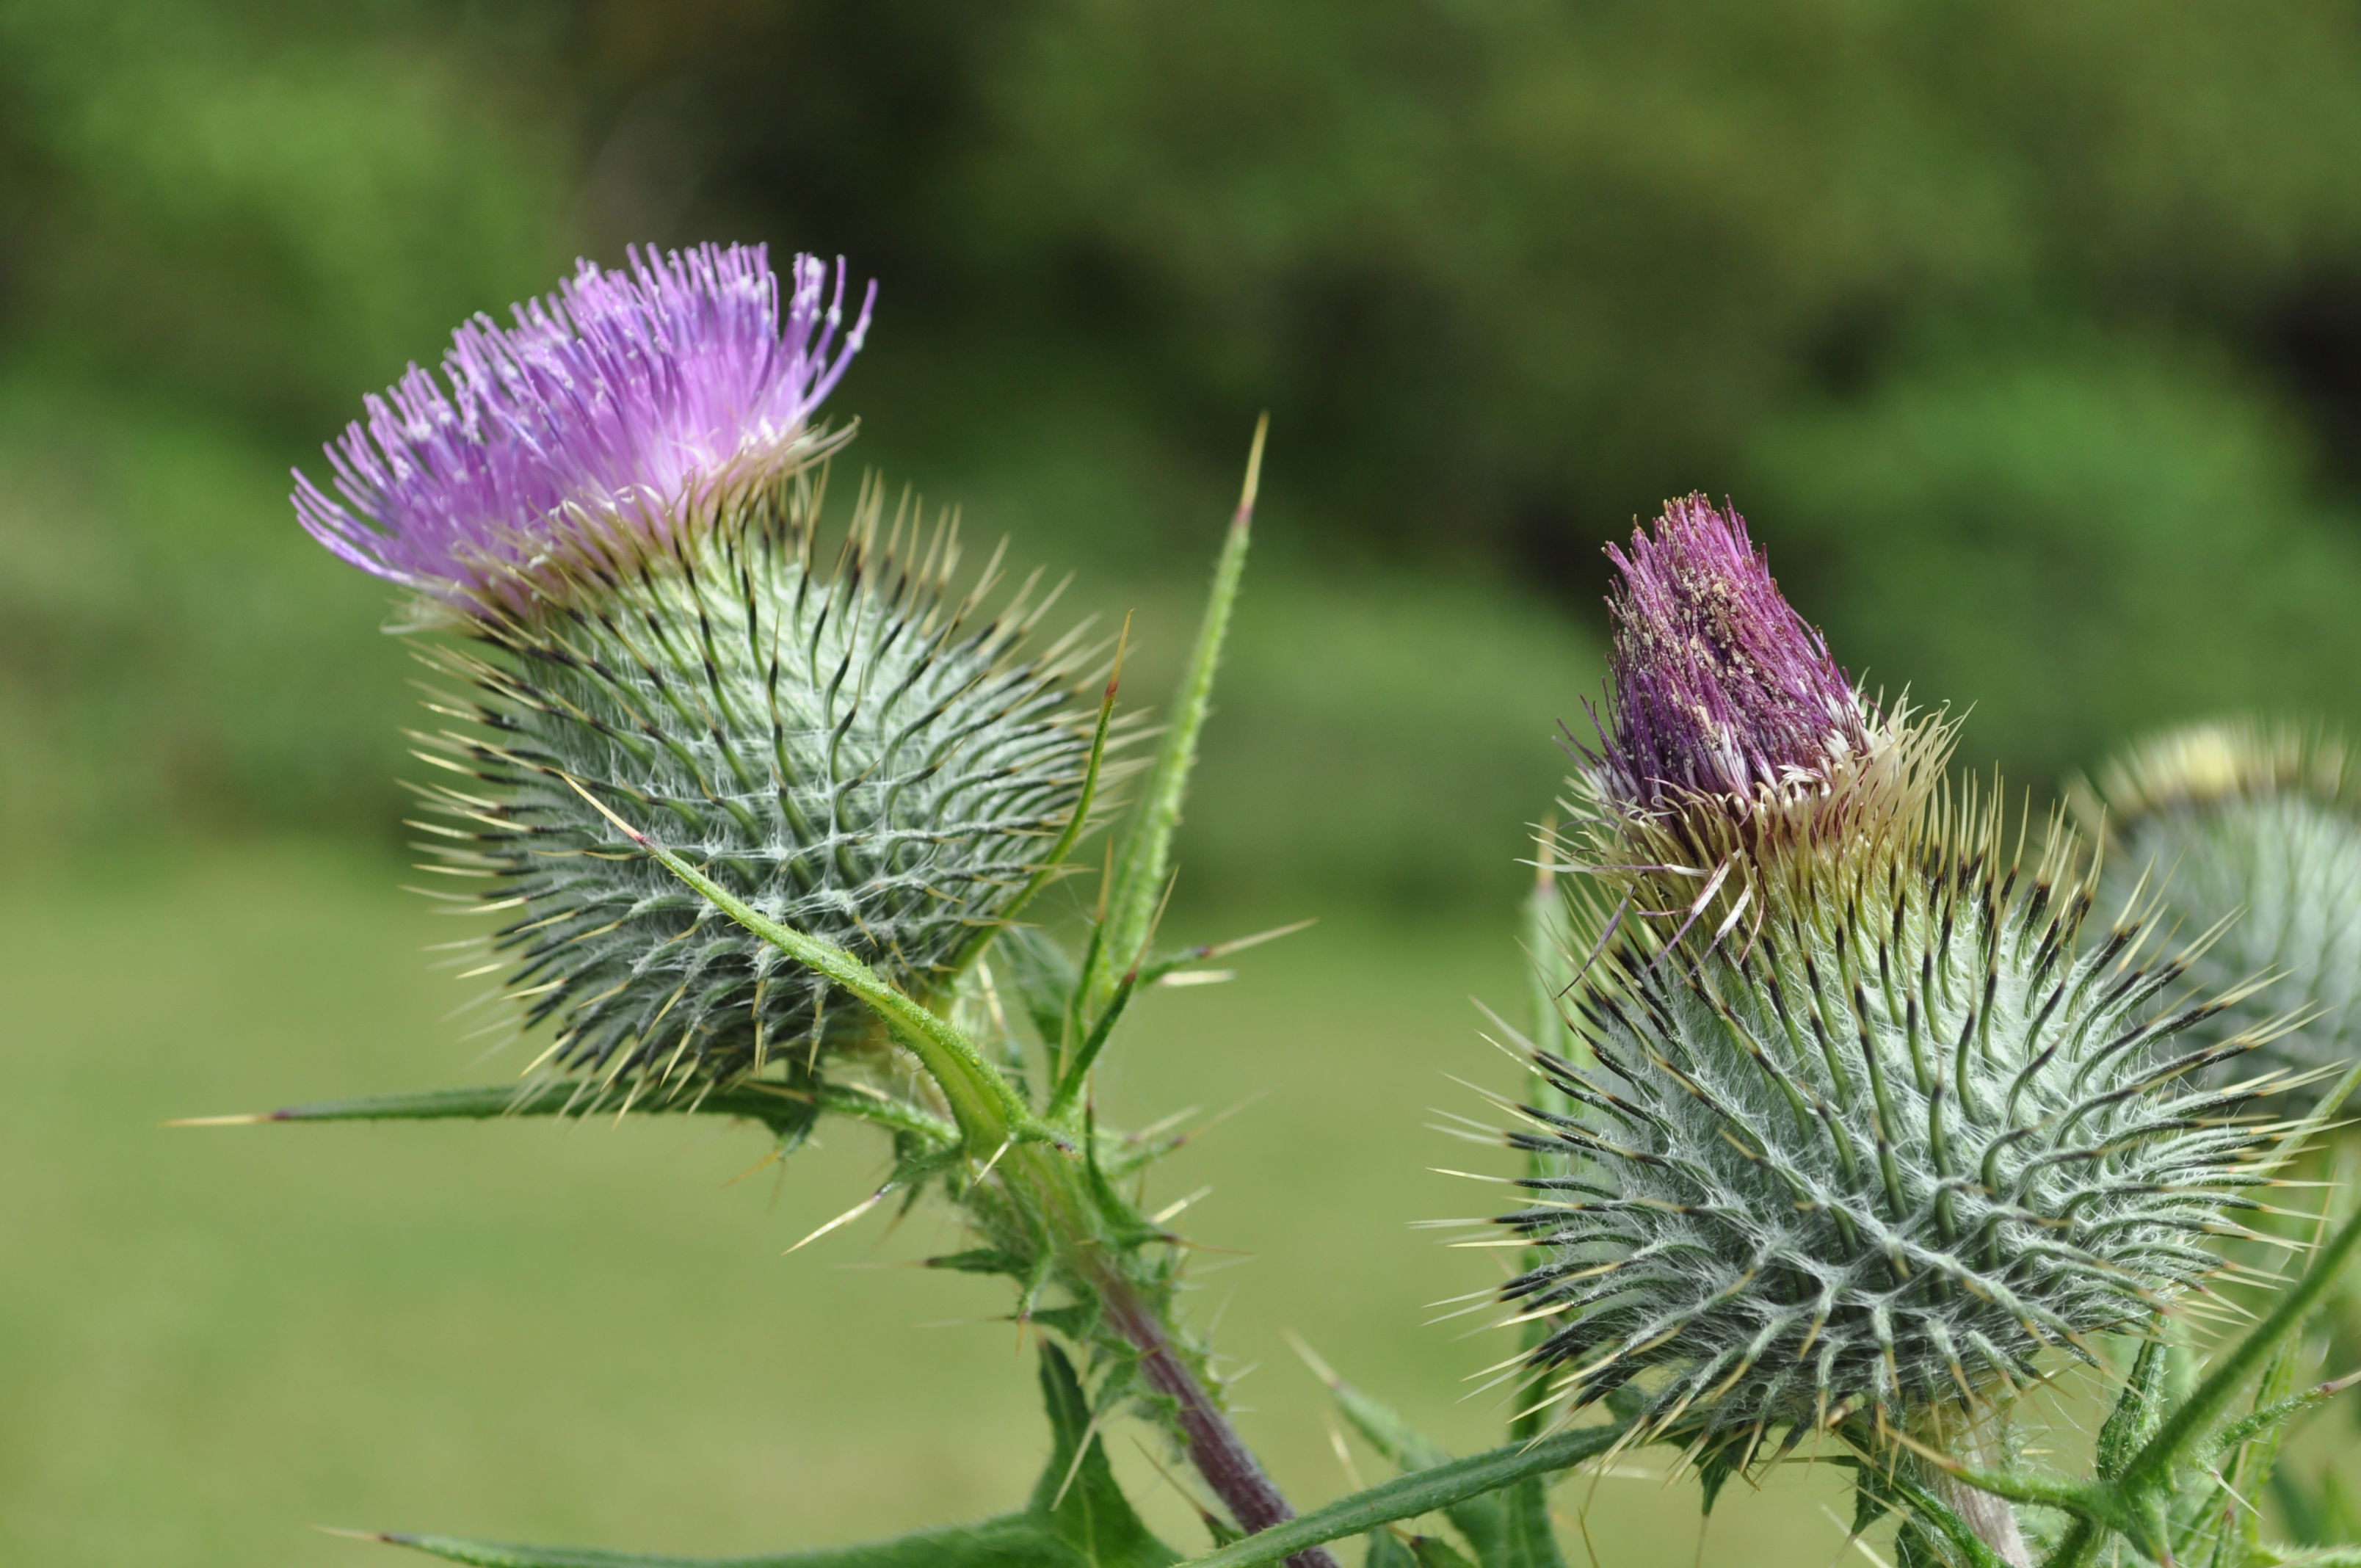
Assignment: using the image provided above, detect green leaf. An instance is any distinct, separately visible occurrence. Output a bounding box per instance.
[951,623,1126,981]
[1174,1420,1629,1568]
[1078,418,1263,1031]
[176,1081,954,1147]
[1693,1445,1739,1517]
[1000,923,1082,1059]
[1407,1539,1477,1568]
[1294,1345,1507,1565]
[1047,969,1140,1122]
[925,1248,1027,1277]
[373,1518,1073,1567]
[1030,1341,1181,1567]
[2095,1333,2169,1481]
[1363,1534,1417,1568]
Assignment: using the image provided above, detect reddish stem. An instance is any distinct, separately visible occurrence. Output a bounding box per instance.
[1099,1280,1342,1568]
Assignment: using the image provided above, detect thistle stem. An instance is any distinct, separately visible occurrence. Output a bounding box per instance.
[1931,1463,2031,1568]
[1097,1276,1341,1568]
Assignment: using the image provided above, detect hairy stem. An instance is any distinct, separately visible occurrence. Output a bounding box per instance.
[1932,1466,2031,1568]
[1098,1277,1341,1568]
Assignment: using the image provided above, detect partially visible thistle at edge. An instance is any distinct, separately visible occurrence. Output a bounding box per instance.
[294,242,874,608]
[2081,719,2361,1090]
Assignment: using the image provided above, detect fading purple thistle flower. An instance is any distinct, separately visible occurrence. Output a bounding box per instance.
[293,243,874,600]
[1597,496,1869,812]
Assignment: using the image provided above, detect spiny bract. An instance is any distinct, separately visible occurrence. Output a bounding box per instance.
[2084,720,2361,1088]
[1504,797,2275,1447]
[413,473,1100,1097]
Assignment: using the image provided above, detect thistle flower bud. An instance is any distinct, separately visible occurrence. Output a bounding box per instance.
[1600,496,1870,813]
[1575,498,1941,923]
[2083,720,2361,1088]
[299,247,1098,1097]
[1504,501,2277,1451]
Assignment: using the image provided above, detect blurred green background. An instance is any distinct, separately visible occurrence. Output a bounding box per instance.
[9,2,2361,1564]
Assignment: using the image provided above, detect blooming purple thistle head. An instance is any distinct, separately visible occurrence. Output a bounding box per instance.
[1598,495,1868,812]
[293,242,874,603]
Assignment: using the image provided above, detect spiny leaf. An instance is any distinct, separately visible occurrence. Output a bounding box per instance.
[370,1519,1071,1568]
[998,922,1081,1061]
[1172,1420,1629,1568]
[1292,1342,1508,1564]
[175,1081,952,1146]
[951,617,1128,984]
[1694,1445,1740,1517]
[1030,1342,1180,1567]
[2094,1334,2168,1481]
[1079,416,1263,1031]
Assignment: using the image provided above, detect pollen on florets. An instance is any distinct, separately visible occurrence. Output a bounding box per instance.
[294,242,872,609]
[1598,496,1871,813]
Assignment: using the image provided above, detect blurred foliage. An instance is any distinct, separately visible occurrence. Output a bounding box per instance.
[8,0,2361,901]
[1752,337,2361,774]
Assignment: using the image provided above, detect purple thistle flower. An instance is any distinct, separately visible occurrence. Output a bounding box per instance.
[1598,496,1868,811]
[293,243,874,600]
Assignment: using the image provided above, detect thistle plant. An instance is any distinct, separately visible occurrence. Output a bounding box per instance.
[2081,721,2361,1088]
[1508,501,2277,1451]
[191,256,2361,1568]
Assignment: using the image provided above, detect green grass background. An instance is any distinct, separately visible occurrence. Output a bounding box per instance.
[0,846,1890,1567]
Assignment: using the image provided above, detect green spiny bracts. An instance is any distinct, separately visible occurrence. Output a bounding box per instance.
[1501,500,2282,1453]
[1506,789,2276,1449]
[410,470,1107,1097]
[2079,720,2361,1089]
